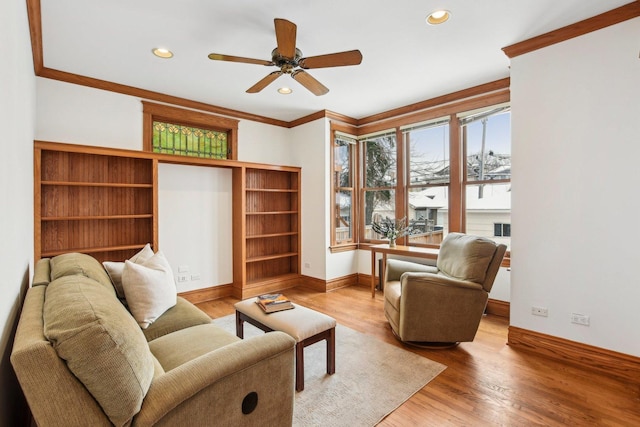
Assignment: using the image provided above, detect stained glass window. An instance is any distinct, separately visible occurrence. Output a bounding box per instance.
[152,121,228,159]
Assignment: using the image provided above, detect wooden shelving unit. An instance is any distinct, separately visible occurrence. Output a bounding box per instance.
[34,143,158,263]
[35,141,301,298]
[234,167,301,299]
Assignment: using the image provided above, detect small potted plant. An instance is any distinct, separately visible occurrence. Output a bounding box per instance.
[371,216,414,247]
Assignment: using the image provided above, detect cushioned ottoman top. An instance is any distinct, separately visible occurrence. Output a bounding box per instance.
[234,300,336,342]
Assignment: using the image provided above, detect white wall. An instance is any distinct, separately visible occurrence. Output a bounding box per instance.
[238,120,293,165]
[34,79,294,290]
[510,18,640,356]
[36,79,143,150]
[0,0,35,423]
[290,119,330,279]
[158,164,233,291]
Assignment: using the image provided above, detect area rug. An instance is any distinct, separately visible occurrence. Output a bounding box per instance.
[213,314,446,426]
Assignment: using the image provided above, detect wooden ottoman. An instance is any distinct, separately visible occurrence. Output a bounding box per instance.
[234,300,336,391]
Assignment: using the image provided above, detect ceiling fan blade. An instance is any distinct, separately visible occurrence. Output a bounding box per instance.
[291,70,329,96]
[298,50,363,69]
[208,53,273,66]
[274,18,297,59]
[246,71,283,93]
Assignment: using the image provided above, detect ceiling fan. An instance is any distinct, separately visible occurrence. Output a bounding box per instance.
[208,18,363,96]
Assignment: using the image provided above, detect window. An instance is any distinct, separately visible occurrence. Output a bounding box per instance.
[404,118,450,245]
[142,101,238,160]
[494,223,511,237]
[361,131,397,242]
[151,121,228,159]
[461,107,511,250]
[332,131,357,246]
[334,84,510,259]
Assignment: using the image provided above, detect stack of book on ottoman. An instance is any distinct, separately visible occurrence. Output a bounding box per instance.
[256,293,294,313]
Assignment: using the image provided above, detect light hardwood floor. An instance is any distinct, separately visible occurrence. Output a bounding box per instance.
[196,286,640,426]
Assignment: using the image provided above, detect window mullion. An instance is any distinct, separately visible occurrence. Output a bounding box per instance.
[448,115,463,232]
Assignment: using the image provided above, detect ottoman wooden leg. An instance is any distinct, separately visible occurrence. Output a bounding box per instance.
[295,343,304,392]
[235,311,244,339]
[327,327,336,375]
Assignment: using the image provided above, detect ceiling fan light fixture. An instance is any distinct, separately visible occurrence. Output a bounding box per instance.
[278,87,293,95]
[426,10,451,25]
[152,48,173,58]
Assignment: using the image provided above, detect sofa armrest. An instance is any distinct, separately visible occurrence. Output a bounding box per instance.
[32,258,51,286]
[133,332,296,426]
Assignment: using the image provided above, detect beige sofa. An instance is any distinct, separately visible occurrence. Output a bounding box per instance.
[11,253,296,427]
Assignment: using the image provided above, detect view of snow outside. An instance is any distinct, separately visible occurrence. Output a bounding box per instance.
[406,111,511,248]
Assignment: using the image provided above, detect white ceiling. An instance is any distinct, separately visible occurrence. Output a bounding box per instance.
[39,0,631,122]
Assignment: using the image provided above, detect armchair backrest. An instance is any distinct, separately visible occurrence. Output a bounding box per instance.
[437,233,507,292]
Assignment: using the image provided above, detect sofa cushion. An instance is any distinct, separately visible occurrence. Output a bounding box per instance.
[122,251,177,329]
[437,233,497,283]
[43,275,155,427]
[50,252,115,294]
[143,297,212,342]
[103,244,154,299]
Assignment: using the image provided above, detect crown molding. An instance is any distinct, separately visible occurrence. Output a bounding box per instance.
[27,1,636,129]
[502,1,640,58]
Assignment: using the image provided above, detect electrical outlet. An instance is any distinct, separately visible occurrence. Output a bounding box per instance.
[176,274,188,283]
[190,273,201,281]
[571,313,590,326]
[304,262,311,269]
[531,306,548,317]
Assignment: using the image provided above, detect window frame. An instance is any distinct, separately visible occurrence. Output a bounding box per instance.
[460,107,511,253]
[142,101,238,160]
[330,122,359,252]
[346,90,510,262]
[359,129,402,245]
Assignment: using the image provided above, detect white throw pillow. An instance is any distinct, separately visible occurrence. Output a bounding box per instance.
[103,243,154,299]
[121,251,177,329]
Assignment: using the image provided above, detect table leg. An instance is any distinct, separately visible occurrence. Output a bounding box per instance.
[380,253,387,293]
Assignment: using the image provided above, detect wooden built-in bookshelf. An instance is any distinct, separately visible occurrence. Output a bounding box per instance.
[34,141,301,296]
[35,144,158,263]
[233,167,301,299]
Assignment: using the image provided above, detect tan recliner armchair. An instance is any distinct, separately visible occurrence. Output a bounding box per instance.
[383,233,507,344]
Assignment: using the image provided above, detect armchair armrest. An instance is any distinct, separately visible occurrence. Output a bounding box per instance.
[385,259,438,283]
[400,272,484,292]
[134,332,296,426]
[400,272,485,307]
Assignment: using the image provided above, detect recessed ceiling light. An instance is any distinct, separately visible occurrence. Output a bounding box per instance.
[278,87,293,95]
[152,48,173,58]
[426,10,451,25]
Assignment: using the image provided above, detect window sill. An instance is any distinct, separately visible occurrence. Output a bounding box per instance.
[329,243,358,253]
